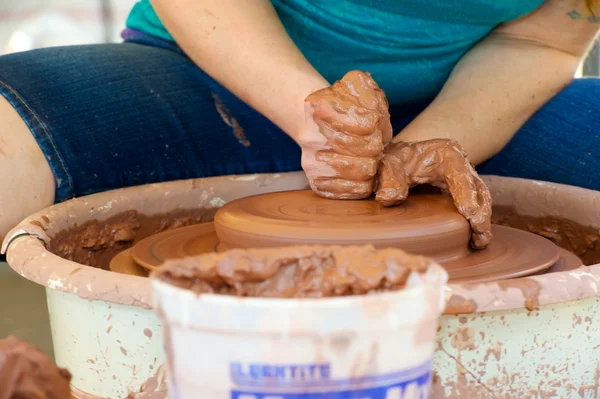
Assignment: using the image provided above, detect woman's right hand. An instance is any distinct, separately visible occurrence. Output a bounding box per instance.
[300,71,393,199]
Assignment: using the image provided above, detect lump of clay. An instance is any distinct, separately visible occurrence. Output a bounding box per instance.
[154,245,435,298]
[0,336,71,399]
[301,71,393,200]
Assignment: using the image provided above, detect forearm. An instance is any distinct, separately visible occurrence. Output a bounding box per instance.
[396,34,580,165]
[150,0,328,142]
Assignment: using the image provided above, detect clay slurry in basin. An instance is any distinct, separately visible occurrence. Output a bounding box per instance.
[153,245,434,297]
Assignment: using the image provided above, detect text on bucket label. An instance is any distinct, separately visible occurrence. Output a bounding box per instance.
[229,361,431,399]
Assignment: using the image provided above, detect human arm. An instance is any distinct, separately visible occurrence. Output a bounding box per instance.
[395,0,600,165]
[374,0,600,248]
[149,0,329,142]
[151,1,385,196]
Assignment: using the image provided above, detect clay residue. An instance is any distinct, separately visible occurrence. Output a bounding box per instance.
[302,70,392,200]
[482,342,502,362]
[444,294,478,315]
[47,208,217,270]
[497,278,542,311]
[0,336,71,399]
[493,205,600,265]
[377,140,493,249]
[154,245,434,298]
[450,327,475,351]
[211,93,251,148]
[126,365,167,399]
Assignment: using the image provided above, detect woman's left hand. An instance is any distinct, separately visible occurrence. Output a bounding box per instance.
[375,139,493,249]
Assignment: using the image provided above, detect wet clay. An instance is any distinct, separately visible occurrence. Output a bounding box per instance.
[154,245,433,298]
[47,208,217,270]
[377,139,493,249]
[47,196,598,279]
[125,365,167,399]
[443,225,558,283]
[213,189,558,283]
[131,223,218,271]
[445,294,478,314]
[497,278,541,311]
[302,71,492,250]
[137,218,558,283]
[492,206,600,265]
[215,189,472,262]
[0,336,72,399]
[302,71,392,200]
[109,249,148,277]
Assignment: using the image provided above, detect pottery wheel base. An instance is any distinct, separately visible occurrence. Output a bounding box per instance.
[119,222,570,284]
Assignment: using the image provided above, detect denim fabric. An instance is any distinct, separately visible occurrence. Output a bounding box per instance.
[477,78,600,189]
[0,32,598,203]
[0,34,302,202]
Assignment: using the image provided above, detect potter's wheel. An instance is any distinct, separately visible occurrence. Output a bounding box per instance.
[131,223,219,272]
[112,190,581,283]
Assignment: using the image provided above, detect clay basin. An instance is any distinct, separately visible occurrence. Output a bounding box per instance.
[3,172,600,398]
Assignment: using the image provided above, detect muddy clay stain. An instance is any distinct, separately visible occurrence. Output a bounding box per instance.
[451,327,475,351]
[212,93,251,147]
[483,342,502,362]
[497,278,541,311]
[445,294,478,314]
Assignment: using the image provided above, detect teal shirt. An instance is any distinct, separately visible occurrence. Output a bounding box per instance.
[126,0,543,105]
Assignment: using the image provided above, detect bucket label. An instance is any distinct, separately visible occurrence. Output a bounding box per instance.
[229,361,431,399]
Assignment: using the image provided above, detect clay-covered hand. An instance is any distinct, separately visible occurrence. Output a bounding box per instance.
[300,71,393,199]
[376,139,493,249]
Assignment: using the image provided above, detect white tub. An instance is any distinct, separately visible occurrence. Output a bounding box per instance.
[152,255,447,398]
[3,173,600,397]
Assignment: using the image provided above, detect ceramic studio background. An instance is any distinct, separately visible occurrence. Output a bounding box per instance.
[0,0,136,360]
[0,0,136,53]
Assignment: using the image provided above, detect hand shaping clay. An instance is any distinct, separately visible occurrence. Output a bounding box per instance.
[302,71,392,200]
[0,336,71,399]
[377,139,493,249]
[153,245,433,298]
[301,71,493,249]
[214,189,472,263]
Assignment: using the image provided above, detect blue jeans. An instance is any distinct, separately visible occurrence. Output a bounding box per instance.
[0,32,599,202]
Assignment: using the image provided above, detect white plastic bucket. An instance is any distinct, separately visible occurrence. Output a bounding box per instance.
[152,261,447,399]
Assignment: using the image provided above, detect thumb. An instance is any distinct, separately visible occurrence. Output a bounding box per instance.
[375,156,409,207]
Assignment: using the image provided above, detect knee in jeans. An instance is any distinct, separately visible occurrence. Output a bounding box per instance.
[560,77,600,99]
